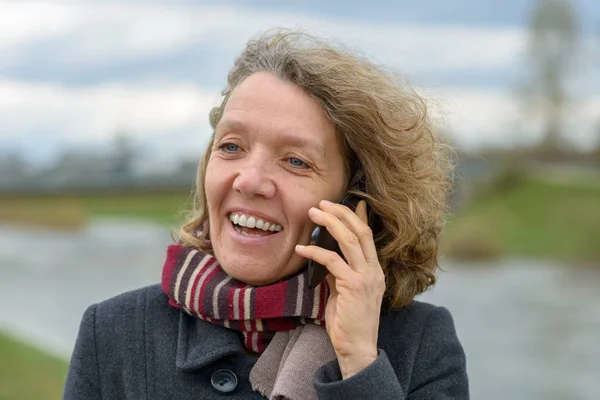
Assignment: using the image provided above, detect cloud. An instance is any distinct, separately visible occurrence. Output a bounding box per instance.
[0,2,526,79]
[0,2,80,52]
[0,2,196,69]
[428,87,600,149]
[0,79,218,144]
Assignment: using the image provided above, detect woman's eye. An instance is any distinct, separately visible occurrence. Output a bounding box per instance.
[288,157,307,168]
[219,143,239,153]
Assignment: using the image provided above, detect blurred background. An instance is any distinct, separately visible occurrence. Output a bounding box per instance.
[0,0,599,399]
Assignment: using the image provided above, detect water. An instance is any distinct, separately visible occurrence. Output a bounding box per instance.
[420,262,600,400]
[1,221,599,399]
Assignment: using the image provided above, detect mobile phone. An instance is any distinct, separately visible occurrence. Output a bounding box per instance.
[307,194,363,289]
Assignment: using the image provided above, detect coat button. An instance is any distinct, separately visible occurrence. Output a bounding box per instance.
[211,369,238,393]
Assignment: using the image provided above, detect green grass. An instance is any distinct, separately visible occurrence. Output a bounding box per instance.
[0,332,68,400]
[446,177,600,263]
[80,190,192,225]
[0,190,193,228]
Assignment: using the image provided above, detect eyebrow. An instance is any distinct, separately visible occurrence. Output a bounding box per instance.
[216,117,327,159]
[215,118,246,136]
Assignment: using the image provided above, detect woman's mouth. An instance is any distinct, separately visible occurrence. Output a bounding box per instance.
[229,212,282,237]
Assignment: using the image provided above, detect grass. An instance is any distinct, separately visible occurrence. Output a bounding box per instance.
[0,197,87,230]
[0,332,68,400]
[81,190,193,226]
[446,176,600,263]
[0,190,192,228]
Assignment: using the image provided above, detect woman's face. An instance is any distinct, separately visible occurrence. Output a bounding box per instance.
[205,72,347,285]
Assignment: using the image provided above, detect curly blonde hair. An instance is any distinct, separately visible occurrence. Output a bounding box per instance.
[179,29,455,309]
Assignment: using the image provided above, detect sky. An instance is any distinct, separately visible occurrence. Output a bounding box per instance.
[0,0,598,171]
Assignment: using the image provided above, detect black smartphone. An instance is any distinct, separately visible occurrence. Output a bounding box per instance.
[307,194,363,289]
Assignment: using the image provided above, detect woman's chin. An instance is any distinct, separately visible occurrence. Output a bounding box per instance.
[225,267,281,286]
[221,260,304,286]
[212,236,303,283]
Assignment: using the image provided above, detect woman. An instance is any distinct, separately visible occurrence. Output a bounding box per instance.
[63,29,468,399]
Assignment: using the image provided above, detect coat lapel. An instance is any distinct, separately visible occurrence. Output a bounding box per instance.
[175,312,243,371]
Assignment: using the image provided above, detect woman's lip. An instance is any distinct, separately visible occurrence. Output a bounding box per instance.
[227,219,281,244]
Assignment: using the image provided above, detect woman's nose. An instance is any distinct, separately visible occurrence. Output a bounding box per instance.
[231,155,276,200]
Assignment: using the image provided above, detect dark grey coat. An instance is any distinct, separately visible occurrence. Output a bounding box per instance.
[63,284,468,399]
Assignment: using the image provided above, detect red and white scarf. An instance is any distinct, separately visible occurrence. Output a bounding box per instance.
[161,244,329,353]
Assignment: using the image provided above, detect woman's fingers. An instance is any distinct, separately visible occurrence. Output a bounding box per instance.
[295,244,355,280]
[307,206,367,270]
[318,200,380,268]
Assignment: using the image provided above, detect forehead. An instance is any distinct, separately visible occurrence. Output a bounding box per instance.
[216,73,339,154]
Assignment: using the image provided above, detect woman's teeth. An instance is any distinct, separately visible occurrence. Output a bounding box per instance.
[229,213,282,232]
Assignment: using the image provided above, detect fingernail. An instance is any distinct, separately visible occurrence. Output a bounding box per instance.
[295,244,306,250]
[310,206,322,213]
[320,200,333,207]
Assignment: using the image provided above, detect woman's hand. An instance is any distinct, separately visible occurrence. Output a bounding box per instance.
[295,199,386,379]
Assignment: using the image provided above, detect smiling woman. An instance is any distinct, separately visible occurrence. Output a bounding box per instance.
[63,29,468,400]
[205,72,347,286]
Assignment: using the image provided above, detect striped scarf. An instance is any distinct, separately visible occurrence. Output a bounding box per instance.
[161,244,329,353]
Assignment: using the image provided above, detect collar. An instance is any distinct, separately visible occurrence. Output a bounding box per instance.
[175,311,244,371]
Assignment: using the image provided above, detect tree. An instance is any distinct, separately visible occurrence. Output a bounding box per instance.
[594,121,600,160]
[519,0,580,154]
[111,130,137,179]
